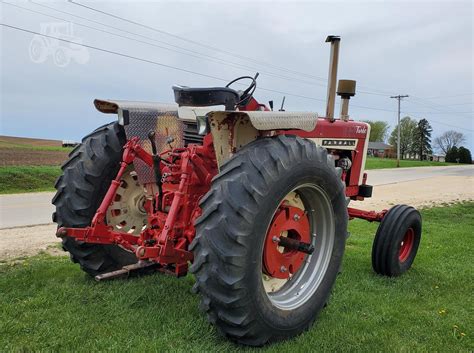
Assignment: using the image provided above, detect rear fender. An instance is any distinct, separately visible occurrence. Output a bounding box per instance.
[207,111,318,169]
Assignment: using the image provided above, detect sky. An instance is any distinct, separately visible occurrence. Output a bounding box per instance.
[1,0,473,153]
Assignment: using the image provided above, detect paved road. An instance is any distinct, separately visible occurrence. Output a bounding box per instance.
[0,192,55,229]
[0,165,473,229]
[366,165,474,186]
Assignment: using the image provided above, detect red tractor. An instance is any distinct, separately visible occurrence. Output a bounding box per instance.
[53,36,422,346]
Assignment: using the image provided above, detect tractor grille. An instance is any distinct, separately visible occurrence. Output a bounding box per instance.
[183,120,204,146]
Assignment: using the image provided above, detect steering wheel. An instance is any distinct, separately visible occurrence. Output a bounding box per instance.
[226,73,259,106]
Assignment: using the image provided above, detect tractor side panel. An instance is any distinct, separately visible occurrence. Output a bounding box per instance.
[284,119,371,195]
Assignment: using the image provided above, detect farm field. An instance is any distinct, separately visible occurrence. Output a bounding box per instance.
[0,136,71,193]
[0,135,72,166]
[1,202,472,352]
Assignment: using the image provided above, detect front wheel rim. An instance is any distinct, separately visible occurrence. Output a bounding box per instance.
[262,183,335,310]
[399,228,414,262]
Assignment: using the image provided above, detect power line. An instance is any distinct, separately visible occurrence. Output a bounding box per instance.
[65,1,474,103]
[444,102,473,107]
[8,0,395,97]
[29,1,399,97]
[0,12,399,114]
[19,1,328,89]
[404,111,473,115]
[423,93,474,100]
[68,0,333,83]
[68,1,402,97]
[408,95,472,117]
[0,23,236,81]
[0,23,329,104]
[403,112,474,132]
[2,20,472,134]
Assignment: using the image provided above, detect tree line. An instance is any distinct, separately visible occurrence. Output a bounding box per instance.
[364,118,472,163]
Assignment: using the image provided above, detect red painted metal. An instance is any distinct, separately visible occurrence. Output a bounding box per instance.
[59,96,389,277]
[239,97,270,111]
[58,133,217,276]
[347,207,387,222]
[283,118,370,199]
[399,228,415,262]
[263,205,310,279]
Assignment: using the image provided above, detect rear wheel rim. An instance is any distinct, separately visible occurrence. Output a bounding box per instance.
[399,228,414,262]
[262,184,335,310]
[106,166,148,236]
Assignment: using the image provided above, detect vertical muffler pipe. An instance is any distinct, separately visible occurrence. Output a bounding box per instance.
[325,35,341,122]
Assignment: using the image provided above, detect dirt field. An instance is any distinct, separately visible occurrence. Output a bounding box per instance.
[1,172,472,262]
[0,135,62,147]
[0,148,69,166]
[0,135,71,166]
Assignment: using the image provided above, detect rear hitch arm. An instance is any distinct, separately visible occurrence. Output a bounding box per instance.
[56,137,153,250]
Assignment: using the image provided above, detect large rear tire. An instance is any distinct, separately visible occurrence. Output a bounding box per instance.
[52,122,137,276]
[190,135,348,346]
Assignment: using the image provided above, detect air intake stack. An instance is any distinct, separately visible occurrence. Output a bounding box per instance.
[337,79,356,121]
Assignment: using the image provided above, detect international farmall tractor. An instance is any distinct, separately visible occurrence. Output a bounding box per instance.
[53,36,422,346]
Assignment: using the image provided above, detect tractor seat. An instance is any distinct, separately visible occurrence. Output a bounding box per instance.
[172,85,240,110]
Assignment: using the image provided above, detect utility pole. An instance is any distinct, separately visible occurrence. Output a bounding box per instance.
[390,95,409,167]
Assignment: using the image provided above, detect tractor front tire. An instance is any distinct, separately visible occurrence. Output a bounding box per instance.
[372,204,422,276]
[190,135,348,346]
[52,122,137,276]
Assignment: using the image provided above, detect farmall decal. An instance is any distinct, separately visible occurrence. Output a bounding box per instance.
[322,139,356,147]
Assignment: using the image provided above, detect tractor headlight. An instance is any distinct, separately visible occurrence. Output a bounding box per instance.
[196,115,210,136]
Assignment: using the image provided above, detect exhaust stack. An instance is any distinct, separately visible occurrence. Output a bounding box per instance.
[325,35,341,122]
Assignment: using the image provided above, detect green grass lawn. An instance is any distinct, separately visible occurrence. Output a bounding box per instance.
[365,157,458,170]
[1,203,472,352]
[0,166,61,194]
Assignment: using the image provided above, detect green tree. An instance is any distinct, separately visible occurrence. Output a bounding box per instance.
[445,146,459,163]
[364,120,390,142]
[412,118,433,160]
[458,147,472,164]
[389,116,417,159]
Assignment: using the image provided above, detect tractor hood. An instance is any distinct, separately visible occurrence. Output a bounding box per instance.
[94,99,318,132]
